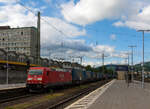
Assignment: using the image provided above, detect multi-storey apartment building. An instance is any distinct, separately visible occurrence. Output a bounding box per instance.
[0,26,40,57]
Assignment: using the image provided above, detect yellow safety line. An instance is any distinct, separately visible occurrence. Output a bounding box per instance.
[0,60,39,67]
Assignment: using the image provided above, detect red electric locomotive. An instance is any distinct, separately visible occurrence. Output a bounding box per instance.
[26,67,72,91]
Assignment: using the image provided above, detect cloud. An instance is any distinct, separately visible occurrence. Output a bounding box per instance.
[0,0,17,4]
[113,2,150,30]
[0,1,125,66]
[41,39,92,57]
[28,1,38,7]
[82,61,100,67]
[83,51,130,66]
[110,34,116,40]
[0,4,36,26]
[61,0,130,25]
[82,59,127,67]
[77,45,115,60]
[113,21,124,27]
[93,45,115,54]
[42,43,116,62]
[0,2,88,57]
[111,52,128,58]
[61,0,150,30]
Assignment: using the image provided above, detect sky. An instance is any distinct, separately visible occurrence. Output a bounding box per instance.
[1,0,150,66]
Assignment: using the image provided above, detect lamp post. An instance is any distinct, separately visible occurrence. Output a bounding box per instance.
[137,30,150,88]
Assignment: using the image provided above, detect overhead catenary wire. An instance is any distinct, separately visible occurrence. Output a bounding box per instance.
[18,0,143,42]
[14,0,150,67]
[16,0,150,44]
[15,0,69,37]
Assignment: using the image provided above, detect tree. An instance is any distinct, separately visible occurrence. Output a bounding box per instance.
[85,65,92,71]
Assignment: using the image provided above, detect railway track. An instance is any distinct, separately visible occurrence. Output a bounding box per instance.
[47,80,110,109]
[0,94,33,104]
[0,88,29,104]
[0,79,111,109]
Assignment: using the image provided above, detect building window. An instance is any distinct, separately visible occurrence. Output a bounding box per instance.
[21,32,23,35]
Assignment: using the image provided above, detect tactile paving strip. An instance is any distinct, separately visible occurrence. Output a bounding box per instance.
[65,80,115,109]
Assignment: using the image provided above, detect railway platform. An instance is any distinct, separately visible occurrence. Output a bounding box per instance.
[65,80,150,109]
[0,83,25,90]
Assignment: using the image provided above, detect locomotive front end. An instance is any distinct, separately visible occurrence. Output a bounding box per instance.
[26,68,44,90]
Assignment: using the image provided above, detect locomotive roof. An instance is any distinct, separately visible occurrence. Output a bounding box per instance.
[29,67,50,70]
[29,67,71,72]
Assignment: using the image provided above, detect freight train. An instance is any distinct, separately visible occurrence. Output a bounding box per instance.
[26,67,112,91]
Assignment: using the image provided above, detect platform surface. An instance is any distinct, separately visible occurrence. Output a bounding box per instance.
[88,80,150,109]
[0,83,25,90]
[65,80,150,109]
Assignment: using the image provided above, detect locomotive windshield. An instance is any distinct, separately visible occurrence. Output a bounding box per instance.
[28,70,43,75]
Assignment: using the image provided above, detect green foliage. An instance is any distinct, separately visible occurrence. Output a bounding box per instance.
[134,62,150,72]
[85,65,115,74]
[85,65,92,71]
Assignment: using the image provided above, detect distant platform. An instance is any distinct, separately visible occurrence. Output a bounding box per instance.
[0,83,25,91]
[65,80,150,109]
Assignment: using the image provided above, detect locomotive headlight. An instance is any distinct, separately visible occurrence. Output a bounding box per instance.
[28,78,32,80]
[37,78,42,80]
